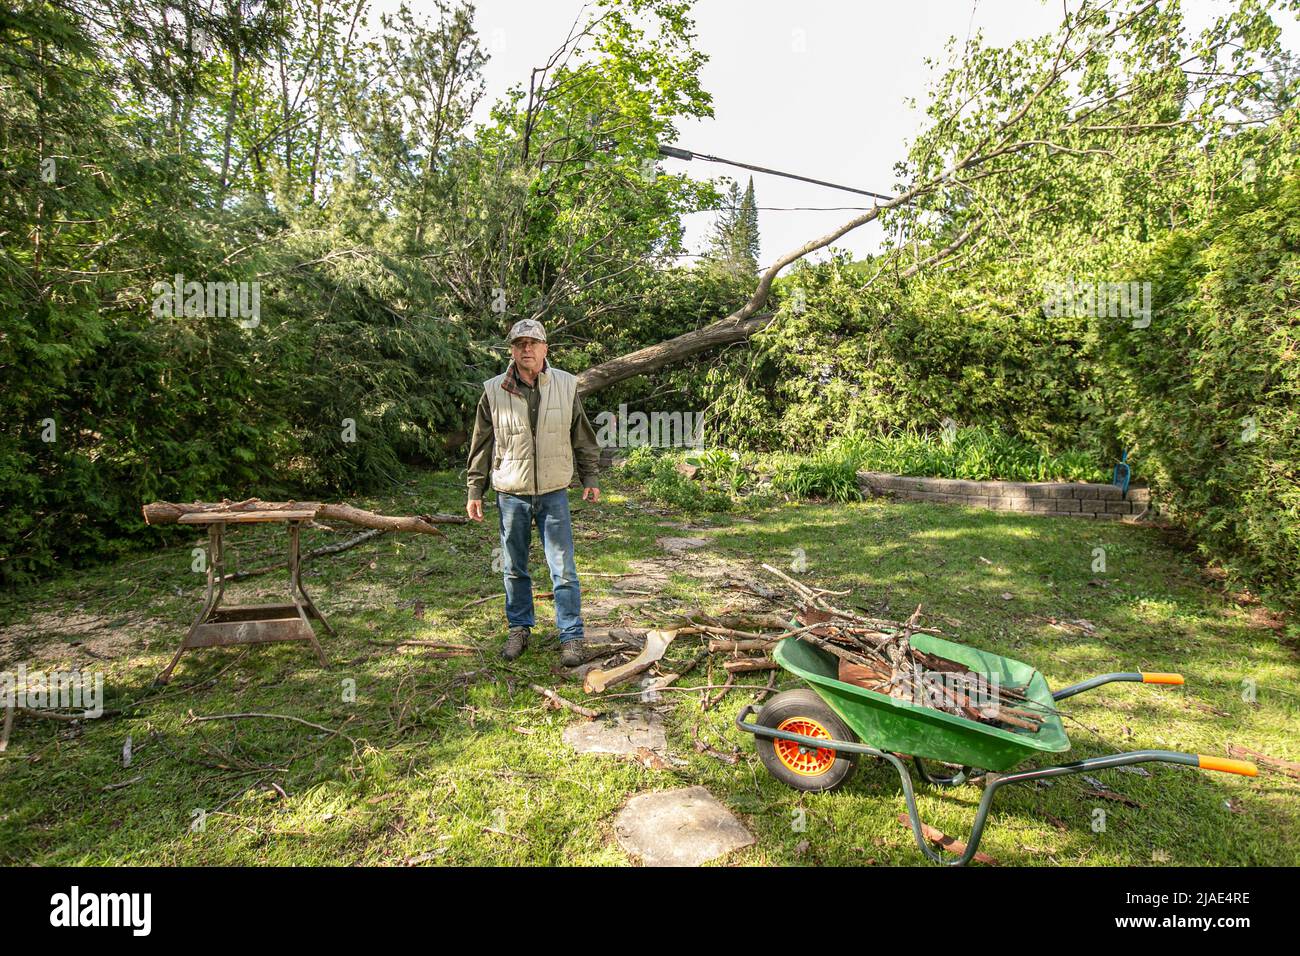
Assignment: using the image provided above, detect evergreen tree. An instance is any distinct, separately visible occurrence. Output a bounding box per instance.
[737,176,760,271]
[706,176,759,275]
[707,180,740,264]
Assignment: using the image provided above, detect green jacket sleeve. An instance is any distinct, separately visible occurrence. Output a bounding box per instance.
[571,394,602,489]
[466,392,494,501]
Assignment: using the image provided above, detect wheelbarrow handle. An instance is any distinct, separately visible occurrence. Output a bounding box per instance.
[1197,755,1258,776]
[735,707,1257,867]
[1052,671,1184,700]
[894,749,1256,865]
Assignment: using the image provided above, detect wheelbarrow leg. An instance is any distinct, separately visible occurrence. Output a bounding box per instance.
[891,748,1260,866]
[880,752,1003,867]
[912,756,972,787]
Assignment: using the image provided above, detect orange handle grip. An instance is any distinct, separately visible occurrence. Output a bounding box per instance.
[1198,755,1258,776]
[1141,672,1184,685]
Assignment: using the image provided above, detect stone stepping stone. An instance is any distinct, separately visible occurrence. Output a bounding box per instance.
[614,786,756,867]
[585,594,658,618]
[562,709,667,756]
[656,536,709,554]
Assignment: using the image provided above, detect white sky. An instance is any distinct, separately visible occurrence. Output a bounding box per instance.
[369,0,1298,267]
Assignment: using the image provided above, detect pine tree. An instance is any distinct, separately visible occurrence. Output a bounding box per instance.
[736,176,760,272]
[707,180,741,263]
[706,177,759,275]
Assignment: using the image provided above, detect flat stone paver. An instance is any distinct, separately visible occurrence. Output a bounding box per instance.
[656,536,709,554]
[613,786,756,866]
[562,709,667,755]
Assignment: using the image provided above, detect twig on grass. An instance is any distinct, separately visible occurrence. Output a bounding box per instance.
[703,674,736,711]
[531,684,600,719]
[185,710,360,746]
[692,723,740,765]
[205,714,359,816]
[586,683,776,702]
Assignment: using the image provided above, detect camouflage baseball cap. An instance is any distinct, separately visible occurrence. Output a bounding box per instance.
[507,319,547,343]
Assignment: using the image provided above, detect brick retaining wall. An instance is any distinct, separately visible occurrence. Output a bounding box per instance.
[857,471,1160,520]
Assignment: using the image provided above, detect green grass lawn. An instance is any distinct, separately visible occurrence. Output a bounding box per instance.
[1,468,1296,866]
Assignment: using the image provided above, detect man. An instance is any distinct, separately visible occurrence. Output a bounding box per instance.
[466,319,602,665]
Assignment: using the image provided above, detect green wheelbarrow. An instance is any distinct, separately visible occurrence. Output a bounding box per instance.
[735,633,1257,866]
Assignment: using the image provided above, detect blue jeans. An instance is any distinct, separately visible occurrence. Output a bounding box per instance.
[497,489,584,643]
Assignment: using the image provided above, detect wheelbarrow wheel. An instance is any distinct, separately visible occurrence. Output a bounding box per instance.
[755,689,858,792]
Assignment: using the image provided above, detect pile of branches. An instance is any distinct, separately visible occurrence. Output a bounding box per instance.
[578,564,1050,734]
[759,567,1050,733]
[759,564,1048,733]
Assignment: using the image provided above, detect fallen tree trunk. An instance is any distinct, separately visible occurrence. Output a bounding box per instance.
[574,175,924,398]
[576,312,775,396]
[571,6,1180,399]
[142,499,466,536]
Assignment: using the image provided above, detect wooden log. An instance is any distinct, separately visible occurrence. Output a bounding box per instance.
[693,625,770,641]
[722,658,778,674]
[142,499,465,536]
[584,629,677,694]
[707,638,777,653]
[667,608,792,631]
[979,708,1040,732]
[837,659,890,689]
[646,650,709,691]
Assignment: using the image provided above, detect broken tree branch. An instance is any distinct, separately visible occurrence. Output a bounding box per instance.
[142,499,466,536]
[531,684,599,719]
[583,629,678,693]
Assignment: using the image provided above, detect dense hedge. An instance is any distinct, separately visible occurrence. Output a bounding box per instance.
[683,254,1108,458]
[1102,171,1300,607]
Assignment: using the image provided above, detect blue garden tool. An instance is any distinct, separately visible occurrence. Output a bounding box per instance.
[1112,450,1131,497]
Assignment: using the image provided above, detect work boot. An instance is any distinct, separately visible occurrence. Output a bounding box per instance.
[559,639,591,667]
[501,625,530,661]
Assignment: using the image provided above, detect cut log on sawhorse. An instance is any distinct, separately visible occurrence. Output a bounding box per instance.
[155,508,334,684]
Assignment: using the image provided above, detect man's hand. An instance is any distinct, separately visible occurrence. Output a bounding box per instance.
[582,487,600,503]
[467,499,484,521]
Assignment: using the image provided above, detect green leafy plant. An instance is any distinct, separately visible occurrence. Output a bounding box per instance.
[828,426,1110,484]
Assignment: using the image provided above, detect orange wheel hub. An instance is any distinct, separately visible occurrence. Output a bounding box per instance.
[774,717,837,776]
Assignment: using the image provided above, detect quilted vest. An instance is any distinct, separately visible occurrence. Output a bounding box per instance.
[483,364,577,495]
